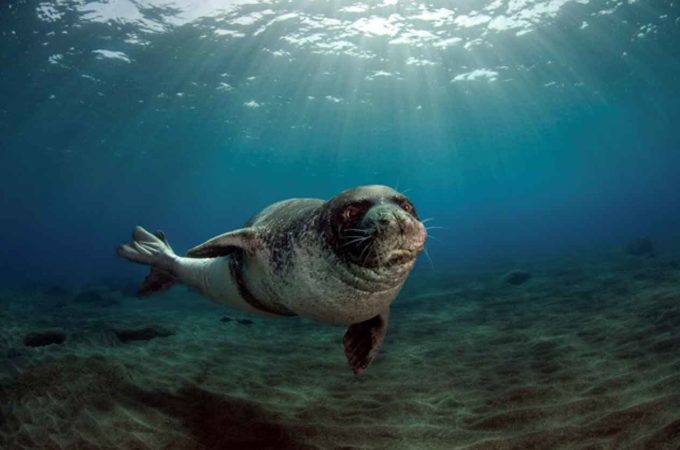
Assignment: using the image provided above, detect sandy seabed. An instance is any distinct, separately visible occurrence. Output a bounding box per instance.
[0,257,679,450]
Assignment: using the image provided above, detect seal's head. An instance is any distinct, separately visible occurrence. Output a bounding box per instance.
[322,185,426,272]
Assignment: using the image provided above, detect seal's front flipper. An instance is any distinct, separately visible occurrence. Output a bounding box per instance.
[343,309,390,375]
[117,226,178,296]
[187,228,261,258]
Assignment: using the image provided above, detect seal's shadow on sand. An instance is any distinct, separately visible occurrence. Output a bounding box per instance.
[128,385,305,450]
[0,353,307,449]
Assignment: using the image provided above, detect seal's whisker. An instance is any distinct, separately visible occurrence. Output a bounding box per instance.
[421,217,435,224]
[343,235,370,242]
[358,239,375,264]
[361,241,376,266]
[425,226,448,231]
[342,237,371,247]
[343,228,371,234]
[342,233,369,240]
[358,241,372,261]
[423,246,435,271]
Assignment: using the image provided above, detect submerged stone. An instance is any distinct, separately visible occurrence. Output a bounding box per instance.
[24,329,66,347]
[114,325,175,343]
[504,270,532,286]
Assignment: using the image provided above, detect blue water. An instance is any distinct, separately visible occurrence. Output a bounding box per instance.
[1,0,679,287]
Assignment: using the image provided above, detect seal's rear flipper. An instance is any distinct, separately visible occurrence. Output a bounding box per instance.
[343,309,390,375]
[138,267,176,297]
[117,226,178,297]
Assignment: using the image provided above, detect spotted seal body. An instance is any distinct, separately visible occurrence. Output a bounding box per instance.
[117,185,426,373]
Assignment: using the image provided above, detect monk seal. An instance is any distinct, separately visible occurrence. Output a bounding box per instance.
[117,185,426,373]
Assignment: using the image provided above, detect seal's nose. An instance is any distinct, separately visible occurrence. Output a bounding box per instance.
[374,211,401,235]
[378,217,391,226]
[373,211,426,250]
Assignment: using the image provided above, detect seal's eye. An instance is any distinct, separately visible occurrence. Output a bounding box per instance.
[397,198,416,216]
[342,205,362,221]
[340,200,371,222]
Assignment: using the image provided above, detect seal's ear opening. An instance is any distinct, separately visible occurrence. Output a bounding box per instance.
[187,228,260,258]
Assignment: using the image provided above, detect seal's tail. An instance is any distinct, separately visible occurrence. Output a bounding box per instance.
[117,226,178,297]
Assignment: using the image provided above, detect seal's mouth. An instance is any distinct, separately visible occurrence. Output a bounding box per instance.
[385,248,419,265]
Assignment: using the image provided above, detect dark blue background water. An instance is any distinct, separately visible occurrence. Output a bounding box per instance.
[1,0,679,287]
